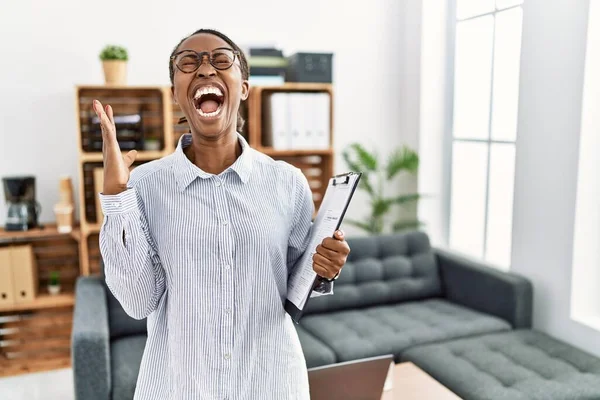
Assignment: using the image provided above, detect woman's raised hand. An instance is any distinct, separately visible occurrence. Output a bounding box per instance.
[92,100,138,195]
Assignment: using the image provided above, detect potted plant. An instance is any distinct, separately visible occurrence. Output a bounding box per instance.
[342,143,425,235]
[48,271,61,295]
[99,44,128,85]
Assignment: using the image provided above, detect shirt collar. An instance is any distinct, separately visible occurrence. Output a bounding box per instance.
[173,132,253,192]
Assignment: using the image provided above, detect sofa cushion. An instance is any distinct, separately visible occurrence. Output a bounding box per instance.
[300,299,510,364]
[402,330,600,400]
[295,324,337,368]
[110,335,146,400]
[100,260,148,339]
[304,231,442,315]
[106,288,148,340]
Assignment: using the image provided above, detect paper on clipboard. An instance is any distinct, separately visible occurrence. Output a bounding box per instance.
[285,172,361,323]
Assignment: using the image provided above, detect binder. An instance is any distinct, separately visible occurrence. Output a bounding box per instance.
[289,93,306,149]
[285,172,362,323]
[314,93,331,149]
[270,93,290,150]
[0,248,15,306]
[11,245,38,303]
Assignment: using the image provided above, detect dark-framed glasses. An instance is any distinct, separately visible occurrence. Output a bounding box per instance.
[171,47,239,73]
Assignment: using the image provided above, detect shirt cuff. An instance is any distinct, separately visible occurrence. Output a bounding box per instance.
[99,188,138,215]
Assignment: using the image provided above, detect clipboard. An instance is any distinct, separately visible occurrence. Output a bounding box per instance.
[285,171,362,323]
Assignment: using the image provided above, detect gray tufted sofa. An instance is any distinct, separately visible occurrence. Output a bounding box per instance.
[72,231,600,400]
[296,230,532,367]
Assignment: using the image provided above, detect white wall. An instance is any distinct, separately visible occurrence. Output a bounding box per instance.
[417,0,450,248]
[571,0,600,330]
[511,0,600,356]
[0,0,422,235]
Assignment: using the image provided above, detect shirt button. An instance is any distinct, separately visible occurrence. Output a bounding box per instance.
[222,220,228,226]
[215,181,221,187]
[225,308,232,315]
[224,353,231,360]
[224,264,230,270]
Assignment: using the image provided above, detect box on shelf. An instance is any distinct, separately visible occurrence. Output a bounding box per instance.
[286,53,333,83]
[0,248,15,306]
[0,245,38,306]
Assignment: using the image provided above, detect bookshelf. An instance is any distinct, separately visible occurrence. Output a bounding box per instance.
[247,83,334,211]
[0,223,80,377]
[74,83,334,275]
[74,85,176,275]
[0,82,334,378]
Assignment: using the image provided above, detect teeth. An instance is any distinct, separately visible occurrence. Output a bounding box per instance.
[194,85,223,99]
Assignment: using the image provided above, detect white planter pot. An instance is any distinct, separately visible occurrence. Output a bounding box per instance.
[48,285,61,295]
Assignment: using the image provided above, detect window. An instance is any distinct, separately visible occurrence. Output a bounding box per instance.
[447,0,524,268]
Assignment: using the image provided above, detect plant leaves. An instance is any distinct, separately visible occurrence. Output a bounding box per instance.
[342,149,363,173]
[391,193,422,205]
[359,175,375,196]
[350,143,378,171]
[392,219,425,232]
[386,146,419,179]
[344,218,377,234]
[372,199,392,217]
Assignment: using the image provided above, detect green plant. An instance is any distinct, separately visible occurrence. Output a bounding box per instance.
[342,143,424,235]
[99,45,128,61]
[49,271,60,286]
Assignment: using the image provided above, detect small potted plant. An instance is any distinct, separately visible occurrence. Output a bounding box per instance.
[99,44,128,85]
[48,271,61,295]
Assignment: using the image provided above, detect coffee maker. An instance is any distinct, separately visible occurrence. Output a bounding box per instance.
[3,176,41,231]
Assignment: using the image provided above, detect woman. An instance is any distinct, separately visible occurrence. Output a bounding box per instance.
[94,28,350,400]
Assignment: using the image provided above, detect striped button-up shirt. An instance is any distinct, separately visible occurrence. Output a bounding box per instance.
[99,133,332,400]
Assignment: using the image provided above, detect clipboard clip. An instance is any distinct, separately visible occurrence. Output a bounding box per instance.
[332,172,354,186]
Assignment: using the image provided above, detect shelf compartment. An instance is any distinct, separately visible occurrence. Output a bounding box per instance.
[0,305,73,377]
[76,87,165,153]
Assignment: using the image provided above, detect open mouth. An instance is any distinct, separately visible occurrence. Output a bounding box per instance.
[193,85,225,119]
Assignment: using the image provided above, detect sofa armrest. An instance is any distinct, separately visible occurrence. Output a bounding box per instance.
[435,248,533,329]
[71,276,111,400]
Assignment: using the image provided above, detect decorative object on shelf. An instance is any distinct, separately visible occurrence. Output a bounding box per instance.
[2,176,41,231]
[248,47,286,86]
[54,203,74,234]
[143,138,161,151]
[286,52,333,83]
[99,45,128,85]
[342,143,424,234]
[48,271,61,295]
[58,175,75,205]
[55,175,75,233]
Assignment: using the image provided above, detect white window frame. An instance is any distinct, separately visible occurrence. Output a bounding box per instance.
[444,0,524,267]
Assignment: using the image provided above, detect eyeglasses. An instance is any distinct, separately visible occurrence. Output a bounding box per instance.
[171,47,240,74]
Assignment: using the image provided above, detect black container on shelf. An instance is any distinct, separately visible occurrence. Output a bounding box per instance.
[85,113,144,151]
[285,52,333,83]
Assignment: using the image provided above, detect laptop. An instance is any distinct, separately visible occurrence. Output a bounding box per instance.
[308,354,394,400]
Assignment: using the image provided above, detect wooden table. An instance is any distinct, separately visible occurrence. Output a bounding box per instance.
[381,362,462,399]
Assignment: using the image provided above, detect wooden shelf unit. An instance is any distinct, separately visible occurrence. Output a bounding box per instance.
[75,86,177,275]
[0,224,80,377]
[75,83,334,274]
[247,83,334,211]
[0,305,73,377]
